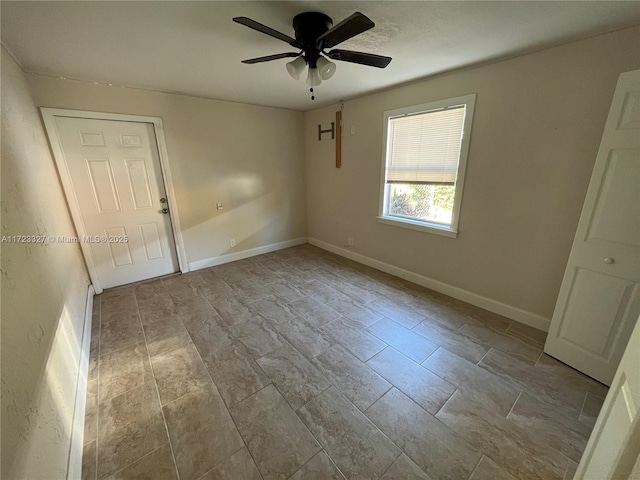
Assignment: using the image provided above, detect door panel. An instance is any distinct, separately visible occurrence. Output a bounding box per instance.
[617,90,640,130]
[586,149,640,247]
[53,116,178,288]
[80,130,106,146]
[139,223,164,261]
[575,316,640,479]
[125,158,154,209]
[106,226,134,267]
[545,70,640,385]
[557,268,638,356]
[86,158,120,212]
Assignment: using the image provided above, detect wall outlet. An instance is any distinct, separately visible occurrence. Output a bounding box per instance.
[229,238,236,247]
[347,236,355,247]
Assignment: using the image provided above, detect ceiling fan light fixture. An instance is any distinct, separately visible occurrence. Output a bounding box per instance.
[316,56,336,80]
[306,67,323,87]
[235,11,392,99]
[286,56,307,80]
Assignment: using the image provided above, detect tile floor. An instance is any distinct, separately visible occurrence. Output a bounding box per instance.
[82,244,607,480]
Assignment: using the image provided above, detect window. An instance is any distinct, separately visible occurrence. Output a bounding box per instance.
[378,94,476,237]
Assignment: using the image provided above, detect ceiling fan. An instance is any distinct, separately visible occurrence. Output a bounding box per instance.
[233,11,392,99]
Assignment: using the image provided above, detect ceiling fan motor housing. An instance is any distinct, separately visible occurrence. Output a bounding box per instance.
[293,12,333,67]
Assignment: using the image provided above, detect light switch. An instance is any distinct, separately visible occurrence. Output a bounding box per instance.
[216,202,223,210]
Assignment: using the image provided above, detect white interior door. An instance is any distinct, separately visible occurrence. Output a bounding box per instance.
[574,314,640,479]
[52,116,179,289]
[544,70,640,385]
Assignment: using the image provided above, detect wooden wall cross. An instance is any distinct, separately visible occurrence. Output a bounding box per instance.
[336,110,342,168]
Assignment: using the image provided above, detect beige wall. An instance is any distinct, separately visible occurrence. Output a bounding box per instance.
[27,75,307,267]
[1,49,90,478]
[304,26,640,321]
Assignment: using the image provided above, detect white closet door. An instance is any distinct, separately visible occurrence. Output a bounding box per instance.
[544,70,640,385]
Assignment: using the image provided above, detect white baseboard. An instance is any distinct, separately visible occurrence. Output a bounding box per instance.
[67,284,95,480]
[308,237,551,332]
[188,237,308,271]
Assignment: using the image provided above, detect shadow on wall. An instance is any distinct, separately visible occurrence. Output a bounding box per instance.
[2,243,88,478]
[7,303,86,474]
[178,171,269,231]
[179,172,293,260]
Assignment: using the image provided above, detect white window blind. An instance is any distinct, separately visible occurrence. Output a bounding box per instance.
[386,105,466,184]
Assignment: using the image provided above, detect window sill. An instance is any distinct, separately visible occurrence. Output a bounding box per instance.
[377,216,458,238]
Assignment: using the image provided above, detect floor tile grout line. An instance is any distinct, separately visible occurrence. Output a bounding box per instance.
[321,448,349,480]
[375,344,436,370]
[475,346,492,366]
[95,380,159,407]
[432,387,459,418]
[257,334,333,398]
[577,391,589,422]
[409,317,492,356]
[134,291,182,480]
[193,445,260,480]
[378,450,404,479]
[181,315,268,480]
[505,390,524,420]
[465,453,485,480]
[534,349,545,367]
[400,383,487,458]
[253,264,412,456]
[366,344,460,411]
[475,360,587,421]
[358,387,447,478]
[294,383,334,413]
[364,344,391,366]
[284,449,325,479]
[458,328,541,366]
[144,330,193,359]
[360,384,394,415]
[226,385,289,479]
[97,337,147,359]
[294,385,404,479]
[421,345,441,364]
[561,452,578,478]
[366,314,431,339]
[104,443,172,478]
[320,321,390,363]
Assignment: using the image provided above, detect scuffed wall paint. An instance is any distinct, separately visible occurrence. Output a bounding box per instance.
[1,48,89,478]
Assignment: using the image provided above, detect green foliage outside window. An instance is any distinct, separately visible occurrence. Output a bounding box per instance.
[389,183,455,224]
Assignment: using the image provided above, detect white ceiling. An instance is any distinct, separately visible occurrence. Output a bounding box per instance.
[2,1,639,111]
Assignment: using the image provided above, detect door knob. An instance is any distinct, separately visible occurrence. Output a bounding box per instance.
[161,208,169,214]
[604,257,615,264]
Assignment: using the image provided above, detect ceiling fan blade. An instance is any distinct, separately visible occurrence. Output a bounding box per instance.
[327,49,392,68]
[241,52,301,64]
[233,17,302,48]
[317,12,374,48]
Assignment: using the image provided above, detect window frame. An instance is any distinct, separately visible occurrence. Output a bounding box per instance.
[377,93,476,238]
